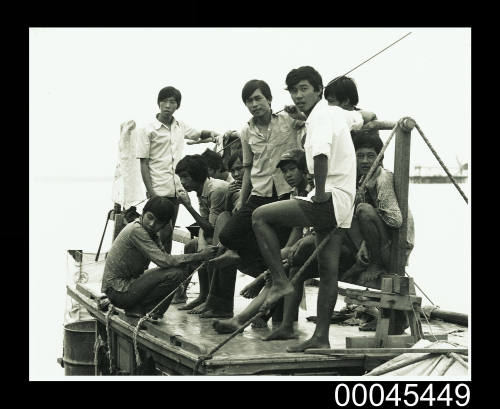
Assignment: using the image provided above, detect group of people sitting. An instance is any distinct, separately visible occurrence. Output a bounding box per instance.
[101,65,414,353]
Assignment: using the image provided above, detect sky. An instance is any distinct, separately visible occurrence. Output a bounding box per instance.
[29,27,471,180]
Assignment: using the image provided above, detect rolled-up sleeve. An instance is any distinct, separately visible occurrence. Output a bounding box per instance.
[375,171,403,228]
[308,112,335,159]
[344,110,364,131]
[180,121,200,141]
[135,127,151,159]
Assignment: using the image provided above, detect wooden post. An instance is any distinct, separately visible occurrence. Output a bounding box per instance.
[112,203,125,241]
[389,117,416,276]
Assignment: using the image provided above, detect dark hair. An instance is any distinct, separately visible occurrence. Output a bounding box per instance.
[157,86,182,108]
[352,130,383,156]
[143,197,175,225]
[324,76,359,106]
[201,148,225,172]
[227,150,244,170]
[175,154,209,184]
[285,66,323,93]
[241,80,272,104]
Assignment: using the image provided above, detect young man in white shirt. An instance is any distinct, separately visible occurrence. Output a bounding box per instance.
[249,66,375,352]
[136,86,218,253]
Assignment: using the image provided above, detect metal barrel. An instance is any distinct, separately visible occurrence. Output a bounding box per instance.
[62,320,96,376]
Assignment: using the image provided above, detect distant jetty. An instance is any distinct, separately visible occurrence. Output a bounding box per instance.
[410,164,468,184]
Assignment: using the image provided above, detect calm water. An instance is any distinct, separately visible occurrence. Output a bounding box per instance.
[29,178,470,380]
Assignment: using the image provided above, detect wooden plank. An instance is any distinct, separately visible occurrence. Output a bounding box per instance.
[305,347,468,356]
[379,294,422,311]
[389,118,415,276]
[346,334,448,349]
[375,317,390,347]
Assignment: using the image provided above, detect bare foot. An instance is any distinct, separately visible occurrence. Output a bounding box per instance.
[251,316,269,328]
[286,336,330,353]
[209,249,240,269]
[262,325,297,341]
[200,309,233,319]
[240,276,265,299]
[358,263,386,285]
[188,301,209,314]
[259,281,294,313]
[212,318,240,334]
[171,286,187,304]
[177,296,206,311]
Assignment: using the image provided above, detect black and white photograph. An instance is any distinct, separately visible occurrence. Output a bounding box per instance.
[29,27,470,381]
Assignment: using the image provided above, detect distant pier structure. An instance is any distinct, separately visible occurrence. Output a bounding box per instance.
[410,163,468,184]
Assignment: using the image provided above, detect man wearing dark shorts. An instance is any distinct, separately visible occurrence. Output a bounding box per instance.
[250,66,375,352]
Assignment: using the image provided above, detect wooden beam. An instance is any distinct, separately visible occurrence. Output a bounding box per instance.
[389,117,415,276]
[346,334,448,349]
[305,347,468,356]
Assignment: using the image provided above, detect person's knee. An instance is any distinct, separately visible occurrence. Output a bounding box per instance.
[355,203,376,220]
[162,267,184,285]
[251,207,268,230]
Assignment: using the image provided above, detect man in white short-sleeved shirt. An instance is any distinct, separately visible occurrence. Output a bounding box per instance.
[220,66,375,351]
[136,86,219,252]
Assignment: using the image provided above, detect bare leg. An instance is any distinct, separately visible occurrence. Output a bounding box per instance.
[287,229,343,352]
[240,273,266,299]
[213,279,272,334]
[356,203,390,283]
[252,200,314,312]
[262,265,307,341]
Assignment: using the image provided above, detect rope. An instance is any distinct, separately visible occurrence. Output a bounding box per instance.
[105,304,115,374]
[414,122,469,204]
[132,315,150,367]
[276,32,411,115]
[130,262,208,369]
[93,335,101,375]
[405,272,436,306]
[193,311,265,375]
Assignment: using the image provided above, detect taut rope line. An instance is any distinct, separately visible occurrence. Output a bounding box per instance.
[414,122,469,204]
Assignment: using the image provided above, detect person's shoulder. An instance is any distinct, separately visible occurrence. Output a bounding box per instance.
[211,178,230,191]
[128,220,148,237]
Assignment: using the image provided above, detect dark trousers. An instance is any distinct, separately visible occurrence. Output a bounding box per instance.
[218,194,291,276]
[106,266,184,315]
[205,263,237,312]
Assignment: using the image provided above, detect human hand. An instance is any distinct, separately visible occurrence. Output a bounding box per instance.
[227,180,242,195]
[311,191,332,204]
[359,110,377,124]
[280,246,291,261]
[356,241,370,265]
[177,190,191,207]
[233,198,243,213]
[284,105,307,121]
[199,245,218,261]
